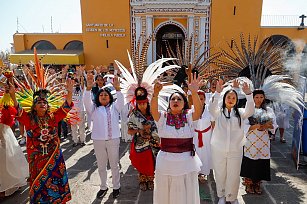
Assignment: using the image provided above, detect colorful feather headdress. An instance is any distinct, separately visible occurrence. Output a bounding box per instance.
[15,48,65,112]
[115,35,183,110]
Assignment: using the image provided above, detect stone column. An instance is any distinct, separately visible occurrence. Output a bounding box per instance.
[146,15,153,64]
[135,16,142,46]
[188,15,195,61]
[198,17,206,62]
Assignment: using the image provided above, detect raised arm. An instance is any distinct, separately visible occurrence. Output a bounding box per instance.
[208,79,224,119]
[189,73,202,121]
[113,76,124,111]
[240,82,254,119]
[66,78,74,106]
[84,72,95,114]
[151,81,163,121]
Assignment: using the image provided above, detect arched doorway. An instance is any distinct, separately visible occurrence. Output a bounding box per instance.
[155,24,185,60]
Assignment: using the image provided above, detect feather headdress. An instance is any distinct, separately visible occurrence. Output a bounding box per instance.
[115,35,183,109]
[164,34,223,82]
[216,33,287,87]
[222,75,305,114]
[15,48,65,112]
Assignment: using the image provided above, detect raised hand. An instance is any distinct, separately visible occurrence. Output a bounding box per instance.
[216,79,224,93]
[66,78,75,93]
[86,73,95,90]
[242,82,252,95]
[233,79,240,88]
[153,81,163,94]
[188,72,201,93]
[112,75,121,91]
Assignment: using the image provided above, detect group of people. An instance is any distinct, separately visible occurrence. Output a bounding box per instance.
[0,57,294,204]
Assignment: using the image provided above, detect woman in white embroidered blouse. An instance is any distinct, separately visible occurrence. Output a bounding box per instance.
[209,79,254,204]
[83,73,124,199]
[240,89,277,195]
[151,73,203,204]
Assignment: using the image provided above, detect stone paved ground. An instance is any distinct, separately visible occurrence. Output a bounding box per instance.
[2,122,307,204]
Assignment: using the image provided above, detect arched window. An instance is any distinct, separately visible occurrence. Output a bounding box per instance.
[63,40,83,50]
[31,40,56,50]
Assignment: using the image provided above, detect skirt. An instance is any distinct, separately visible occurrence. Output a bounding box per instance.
[153,171,200,204]
[240,156,271,181]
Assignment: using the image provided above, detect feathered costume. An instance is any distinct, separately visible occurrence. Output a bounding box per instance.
[115,35,182,189]
[217,33,304,194]
[14,48,72,204]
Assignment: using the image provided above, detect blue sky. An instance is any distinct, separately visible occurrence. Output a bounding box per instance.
[0,0,306,52]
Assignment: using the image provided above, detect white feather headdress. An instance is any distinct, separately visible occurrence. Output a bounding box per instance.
[223,75,305,114]
[115,50,183,110]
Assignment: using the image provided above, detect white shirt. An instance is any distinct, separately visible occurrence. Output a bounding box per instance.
[83,90,124,140]
[72,86,85,111]
[209,92,255,152]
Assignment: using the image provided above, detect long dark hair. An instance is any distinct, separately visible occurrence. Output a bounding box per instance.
[136,101,151,116]
[253,89,267,110]
[222,89,241,127]
[167,92,189,112]
[29,102,51,125]
[94,88,114,107]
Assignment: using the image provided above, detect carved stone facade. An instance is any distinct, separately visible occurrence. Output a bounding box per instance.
[131,0,211,64]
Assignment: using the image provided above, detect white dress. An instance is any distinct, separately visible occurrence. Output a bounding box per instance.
[0,124,28,196]
[153,110,202,204]
[274,104,290,129]
[194,105,213,176]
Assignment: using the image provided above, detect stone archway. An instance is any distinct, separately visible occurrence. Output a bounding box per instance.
[154,23,186,60]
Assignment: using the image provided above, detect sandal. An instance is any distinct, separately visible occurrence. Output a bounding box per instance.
[280,138,286,143]
[245,184,255,194]
[198,174,206,183]
[147,181,154,190]
[139,182,147,191]
[254,182,262,195]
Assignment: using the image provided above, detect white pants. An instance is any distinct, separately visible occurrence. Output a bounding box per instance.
[211,147,242,202]
[71,111,86,143]
[93,138,121,190]
[153,171,200,204]
[194,133,212,175]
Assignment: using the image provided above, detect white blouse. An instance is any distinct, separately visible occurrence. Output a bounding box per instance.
[83,90,124,140]
[209,92,255,152]
[155,110,202,176]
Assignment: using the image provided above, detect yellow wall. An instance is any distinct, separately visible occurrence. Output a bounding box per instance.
[260,27,307,50]
[13,33,83,52]
[12,0,307,67]
[210,0,263,48]
[80,0,131,67]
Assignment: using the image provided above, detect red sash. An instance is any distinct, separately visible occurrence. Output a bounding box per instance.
[160,138,195,156]
[195,125,211,147]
